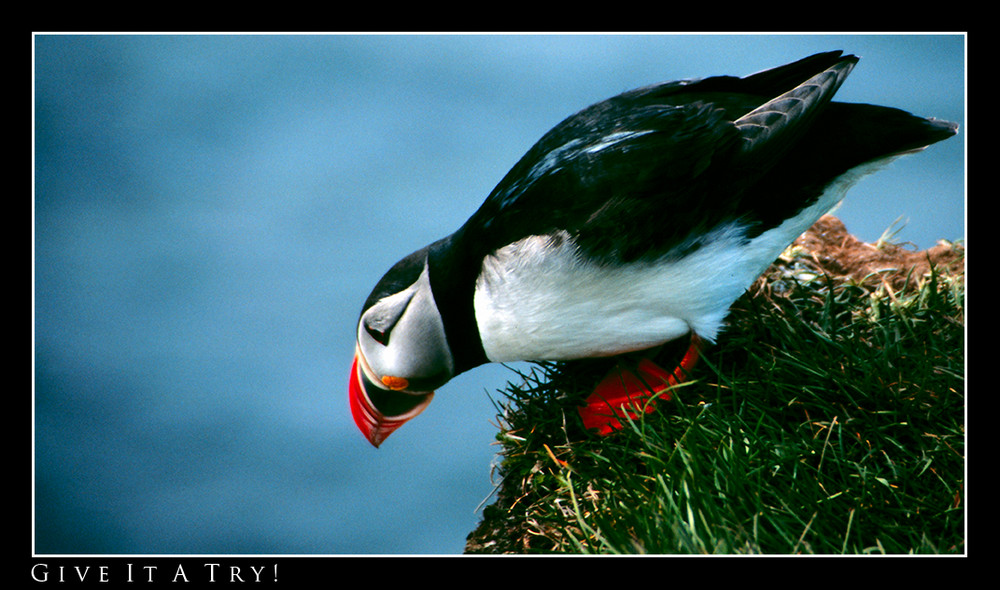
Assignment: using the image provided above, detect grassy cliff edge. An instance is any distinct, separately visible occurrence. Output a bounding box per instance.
[465,215,965,555]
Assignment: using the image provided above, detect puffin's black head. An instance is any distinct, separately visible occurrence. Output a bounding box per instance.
[349,247,455,447]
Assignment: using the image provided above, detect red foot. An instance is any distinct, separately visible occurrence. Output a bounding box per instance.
[579,335,703,435]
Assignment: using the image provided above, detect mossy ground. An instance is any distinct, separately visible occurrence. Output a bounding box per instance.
[465,217,965,554]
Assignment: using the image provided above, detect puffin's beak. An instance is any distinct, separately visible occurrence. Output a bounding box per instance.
[349,352,434,448]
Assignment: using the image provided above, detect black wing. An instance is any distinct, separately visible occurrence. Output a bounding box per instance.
[458,51,858,260]
[458,51,955,264]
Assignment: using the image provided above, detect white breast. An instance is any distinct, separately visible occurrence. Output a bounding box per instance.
[473,227,746,363]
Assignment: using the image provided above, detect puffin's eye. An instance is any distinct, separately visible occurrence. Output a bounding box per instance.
[365,323,390,345]
[362,291,414,346]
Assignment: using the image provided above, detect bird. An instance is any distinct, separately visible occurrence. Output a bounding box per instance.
[349,50,958,447]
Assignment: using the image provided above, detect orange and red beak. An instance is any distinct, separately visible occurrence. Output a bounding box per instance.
[349,352,434,448]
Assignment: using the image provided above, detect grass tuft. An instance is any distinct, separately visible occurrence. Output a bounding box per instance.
[465,217,964,555]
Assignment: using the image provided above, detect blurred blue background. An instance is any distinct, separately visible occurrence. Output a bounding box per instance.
[33,34,964,555]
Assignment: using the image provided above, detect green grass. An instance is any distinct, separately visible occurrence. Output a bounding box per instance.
[465,237,964,555]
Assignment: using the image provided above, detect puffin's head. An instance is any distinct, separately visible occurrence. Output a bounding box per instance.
[350,249,455,447]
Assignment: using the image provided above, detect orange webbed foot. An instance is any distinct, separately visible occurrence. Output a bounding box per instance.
[578,335,703,435]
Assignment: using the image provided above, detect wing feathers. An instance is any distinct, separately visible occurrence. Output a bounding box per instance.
[735,56,858,161]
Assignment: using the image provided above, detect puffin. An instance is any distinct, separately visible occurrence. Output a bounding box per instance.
[349,51,958,447]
